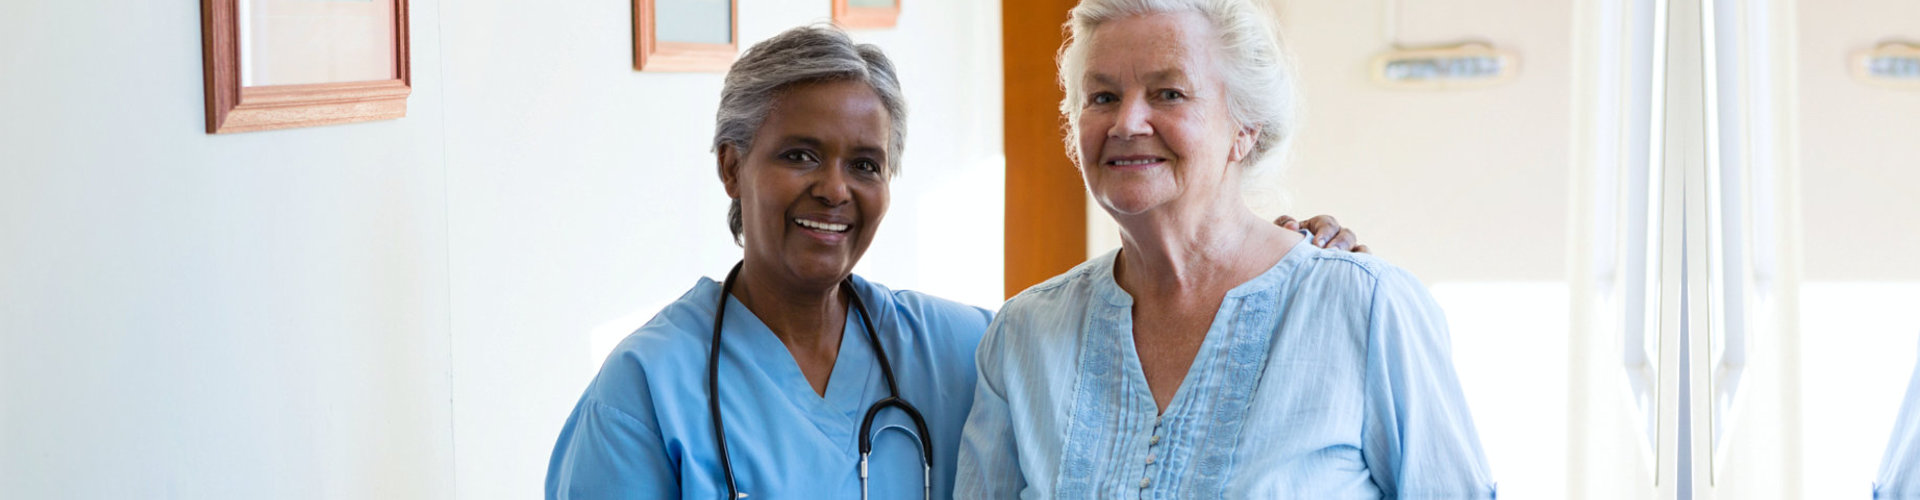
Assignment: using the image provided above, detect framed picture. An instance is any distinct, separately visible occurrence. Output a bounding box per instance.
[200,0,411,134]
[635,0,738,72]
[833,0,899,29]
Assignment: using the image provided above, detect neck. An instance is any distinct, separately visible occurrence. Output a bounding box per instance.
[728,261,849,351]
[1111,199,1297,298]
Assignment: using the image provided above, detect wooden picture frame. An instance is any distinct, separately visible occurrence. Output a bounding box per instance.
[833,0,900,29]
[200,0,411,134]
[635,0,739,72]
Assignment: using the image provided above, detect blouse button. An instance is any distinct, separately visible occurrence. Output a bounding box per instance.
[1140,477,1151,488]
[1150,435,1161,445]
[1146,454,1156,465]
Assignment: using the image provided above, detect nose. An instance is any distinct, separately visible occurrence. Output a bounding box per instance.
[1107,94,1152,140]
[810,162,852,207]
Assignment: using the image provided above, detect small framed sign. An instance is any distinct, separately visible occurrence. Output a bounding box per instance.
[1853,41,1920,89]
[200,0,411,134]
[636,0,738,72]
[833,0,899,30]
[1370,42,1518,90]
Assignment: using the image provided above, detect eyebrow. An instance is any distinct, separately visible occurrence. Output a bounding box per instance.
[772,135,888,159]
[1084,69,1191,88]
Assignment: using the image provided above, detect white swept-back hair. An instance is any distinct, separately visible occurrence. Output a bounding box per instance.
[1057,0,1300,179]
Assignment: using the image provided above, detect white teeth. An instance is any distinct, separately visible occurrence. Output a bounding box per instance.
[1111,158,1159,166]
[795,219,850,232]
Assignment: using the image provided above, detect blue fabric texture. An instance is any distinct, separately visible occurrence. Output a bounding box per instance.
[956,239,1495,498]
[1876,341,1920,499]
[546,274,991,499]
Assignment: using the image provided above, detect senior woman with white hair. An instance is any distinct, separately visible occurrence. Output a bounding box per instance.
[955,0,1496,497]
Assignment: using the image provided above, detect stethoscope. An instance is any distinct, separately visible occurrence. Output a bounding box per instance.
[709,262,934,500]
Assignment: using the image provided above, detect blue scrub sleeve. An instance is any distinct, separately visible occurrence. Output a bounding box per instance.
[547,389,679,498]
[1360,267,1497,498]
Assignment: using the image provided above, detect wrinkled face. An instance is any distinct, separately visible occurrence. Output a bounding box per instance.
[1073,11,1254,218]
[721,79,893,289]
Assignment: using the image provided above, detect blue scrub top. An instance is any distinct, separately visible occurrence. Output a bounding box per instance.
[547,274,992,499]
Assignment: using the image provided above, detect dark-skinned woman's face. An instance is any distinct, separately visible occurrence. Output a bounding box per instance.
[720,79,893,290]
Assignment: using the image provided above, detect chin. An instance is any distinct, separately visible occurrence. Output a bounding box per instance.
[1094,186,1171,217]
[786,255,857,285]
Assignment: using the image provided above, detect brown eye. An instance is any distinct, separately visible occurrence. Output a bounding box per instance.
[782,150,818,164]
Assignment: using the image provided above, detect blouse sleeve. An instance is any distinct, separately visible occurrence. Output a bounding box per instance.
[546,364,680,499]
[1359,267,1497,498]
[954,312,1026,498]
[1875,341,1920,498]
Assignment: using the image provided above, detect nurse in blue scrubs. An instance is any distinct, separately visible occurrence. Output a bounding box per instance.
[544,25,979,499]
[544,24,1365,500]
[1877,340,1920,499]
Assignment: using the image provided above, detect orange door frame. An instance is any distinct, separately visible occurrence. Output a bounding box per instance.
[1002,0,1088,299]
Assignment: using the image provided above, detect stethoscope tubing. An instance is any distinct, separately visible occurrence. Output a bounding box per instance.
[709,261,933,499]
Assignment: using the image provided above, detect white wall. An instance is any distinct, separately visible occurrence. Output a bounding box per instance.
[0,0,453,497]
[0,0,1003,497]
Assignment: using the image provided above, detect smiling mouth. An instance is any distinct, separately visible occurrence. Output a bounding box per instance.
[795,218,850,233]
[1106,157,1165,167]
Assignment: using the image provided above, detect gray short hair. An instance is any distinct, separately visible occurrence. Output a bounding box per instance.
[712,25,908,244]
[1057,0,1298,176]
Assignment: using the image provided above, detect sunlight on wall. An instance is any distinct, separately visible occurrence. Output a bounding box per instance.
[1798,282,1920,497]
[1430,282,1570,499]
[913,155,1007,310]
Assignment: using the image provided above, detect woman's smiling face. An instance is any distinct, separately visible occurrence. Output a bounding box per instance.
[1073,10,1253,218]
[721,79,893,289]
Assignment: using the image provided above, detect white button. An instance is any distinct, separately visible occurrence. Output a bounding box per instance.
[1140,477,1151,488]
[1146,454,1156,465]
[1150,435,1161,445]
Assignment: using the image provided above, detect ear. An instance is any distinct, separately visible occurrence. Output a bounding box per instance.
[718,143,743,199]
[1229,125,1262,163]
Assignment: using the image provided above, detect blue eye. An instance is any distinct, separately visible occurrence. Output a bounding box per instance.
[1158,89,1186,100]
[1089,93,1118,105]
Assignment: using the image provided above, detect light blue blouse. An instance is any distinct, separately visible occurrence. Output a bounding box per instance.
[955,240,1495,498]
[547,274,991,499]
[1876,341,1920,499]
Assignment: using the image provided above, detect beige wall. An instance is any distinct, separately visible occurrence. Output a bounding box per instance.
[1271,0,1574,283]
[1796,1,1920,281]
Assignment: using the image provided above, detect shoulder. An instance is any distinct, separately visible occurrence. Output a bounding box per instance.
[1306,254,1450,350]
[994,251,1109,328]
[1293,249,1432,305]
[849,274,995,352]
[584,279,724,407]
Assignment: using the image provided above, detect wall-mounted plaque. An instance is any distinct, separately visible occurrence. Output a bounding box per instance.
[1854,41,1920,89]
[1370,42,1518,90]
